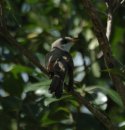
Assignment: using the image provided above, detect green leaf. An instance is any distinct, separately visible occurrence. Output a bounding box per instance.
[92,62,101,78]
[44,95,72,106]
[55,107,70,114]
[41,111,58,127]
[11,64,34,76]
[42,119,59,127]
[24,80,51,92]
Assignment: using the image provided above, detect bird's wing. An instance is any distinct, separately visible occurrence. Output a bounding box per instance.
[61,52,74,91]
[46,48,74,87]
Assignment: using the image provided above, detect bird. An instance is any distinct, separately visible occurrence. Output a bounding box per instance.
[45,37,76,98]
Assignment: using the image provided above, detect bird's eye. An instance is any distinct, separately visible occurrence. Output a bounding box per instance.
[61,38,69,44]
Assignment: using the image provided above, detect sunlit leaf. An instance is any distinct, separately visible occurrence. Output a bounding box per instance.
[91,62,101,77]
[11,64,34,76]
[24,80,51,92]
[55,107,70,114]
[41,111,59,127]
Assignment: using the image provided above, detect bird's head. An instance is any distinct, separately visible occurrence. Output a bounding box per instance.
[51,37,77,52]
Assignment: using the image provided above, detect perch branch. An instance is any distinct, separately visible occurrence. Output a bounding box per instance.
[0,2,117,130]
[80,0,125,106]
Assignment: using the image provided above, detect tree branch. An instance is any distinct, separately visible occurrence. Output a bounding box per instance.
[80,0,125,107]
[0,1,118,130]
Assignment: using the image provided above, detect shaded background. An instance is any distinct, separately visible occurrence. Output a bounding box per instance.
[0,0,125,130]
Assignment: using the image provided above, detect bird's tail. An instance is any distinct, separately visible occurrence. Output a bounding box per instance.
[49,75,63,98]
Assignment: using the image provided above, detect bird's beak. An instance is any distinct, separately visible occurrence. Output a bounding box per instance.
[72,37,79,43]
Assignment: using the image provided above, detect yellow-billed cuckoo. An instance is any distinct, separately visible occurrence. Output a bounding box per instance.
[46,37,76,98]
